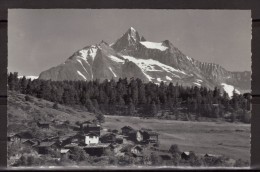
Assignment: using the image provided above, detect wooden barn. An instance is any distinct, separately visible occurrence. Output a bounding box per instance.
[83,143,110,156]
[100,133,116,144]
[85,133,99,145]
[128,129,159,144]
[80,122,101,136]
[121,126,134,136]
[60,149,72,159]
[7,133,22,143]
[181,151,191,160]
[36,141,60,155]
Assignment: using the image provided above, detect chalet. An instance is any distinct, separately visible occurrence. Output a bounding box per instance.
[85,133,99,145]
[37,121,50,129]
[42,136,60,142]
[81,123,101,136]
[60,149,71,159]
[121,126,134,136]
[204,153,221,158]
[22,139,36,147]
[120,144,133,154]
[71,133,85,145]
[59,134,75,147]
[7,133,22,143]
[112,129,119,134]
[143,130,159,143]
[83,143,110,156]
[100,133,116,143]
[36,141,60,155]
[64,143,78,150]
[115,138,123,144]
[128,129,159,144]
[181,151,191,160]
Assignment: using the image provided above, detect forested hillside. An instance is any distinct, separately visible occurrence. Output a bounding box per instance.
[8,72,251,123]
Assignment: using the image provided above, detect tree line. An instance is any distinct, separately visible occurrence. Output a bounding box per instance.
[8,72,251,123]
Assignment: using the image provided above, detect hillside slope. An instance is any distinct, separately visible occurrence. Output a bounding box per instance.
[8,91,96,137]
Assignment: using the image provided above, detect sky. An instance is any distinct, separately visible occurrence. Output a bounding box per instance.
[8,9,251,76]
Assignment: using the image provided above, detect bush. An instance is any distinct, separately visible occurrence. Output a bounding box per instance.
[53,102,59,109]
[150,152,163,166]
[70,147,88,162]
[234,159,250,167]
[169,144,181,165]
[169,144,181,155]
[96,113,105,123]
[25,95,31,102]
[242,112,251,124]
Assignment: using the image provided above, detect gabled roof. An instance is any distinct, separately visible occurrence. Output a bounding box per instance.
[64,143,78,147]
[38,141,57,147]
[121,126,134,130]
[8,133,21,138]
[101,132,116,138]
[146,131,159,136]
[22,139,36,145]
[132,145,143,151]
[182,151,191,156]
[61,149,71,154]
[84,143,110,148]
[85,132,99,137]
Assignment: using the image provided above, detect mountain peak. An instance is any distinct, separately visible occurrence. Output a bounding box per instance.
[111,27,145,52]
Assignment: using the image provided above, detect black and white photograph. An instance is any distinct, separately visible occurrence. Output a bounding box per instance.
[7,9,251,168]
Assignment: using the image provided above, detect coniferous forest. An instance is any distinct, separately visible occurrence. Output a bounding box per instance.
[8,72,251,123]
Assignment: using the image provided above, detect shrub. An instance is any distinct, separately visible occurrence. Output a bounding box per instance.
[25,95,31,102]
[169,144,181,165]
[234,159,250,167]
[96,113,105,123]
[187,151,202,167]
[53,102,59,109]
[70,147,88,162]
[169,144,181,155]
[150,152,163,166]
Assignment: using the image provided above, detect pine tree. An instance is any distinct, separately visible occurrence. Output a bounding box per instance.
[8,72,14,90]
[150,101,157,117]
[127,99,135,116]
[20,76,28,94]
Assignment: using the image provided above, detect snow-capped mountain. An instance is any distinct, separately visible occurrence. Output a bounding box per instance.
[38,27,251,96]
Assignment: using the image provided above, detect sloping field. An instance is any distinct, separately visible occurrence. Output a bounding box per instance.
[103,115,250,161]
[7,91,96,134]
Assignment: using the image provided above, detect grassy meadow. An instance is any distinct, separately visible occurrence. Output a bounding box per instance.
[103,115,250,161]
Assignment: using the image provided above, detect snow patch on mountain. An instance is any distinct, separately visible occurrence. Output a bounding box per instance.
[157,78,163,82]
[108,55,124,63]
[196,79,203,83]
[193,82,201,87]
[77,71,86,80]
[186,56,192,61]
[109,67,117,77]
[140,41,168,51]
[221,83,240,97]
[166,76,172,81]
[77,59,89,75]
[79,45,98,61]
[121,55,186,76]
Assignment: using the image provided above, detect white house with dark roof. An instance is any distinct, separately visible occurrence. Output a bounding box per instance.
[85,133,99,145]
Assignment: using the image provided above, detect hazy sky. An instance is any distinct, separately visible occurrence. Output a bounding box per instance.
[8,9,251,76]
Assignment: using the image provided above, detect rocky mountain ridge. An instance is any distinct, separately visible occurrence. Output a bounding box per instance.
[38,27,251,96]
